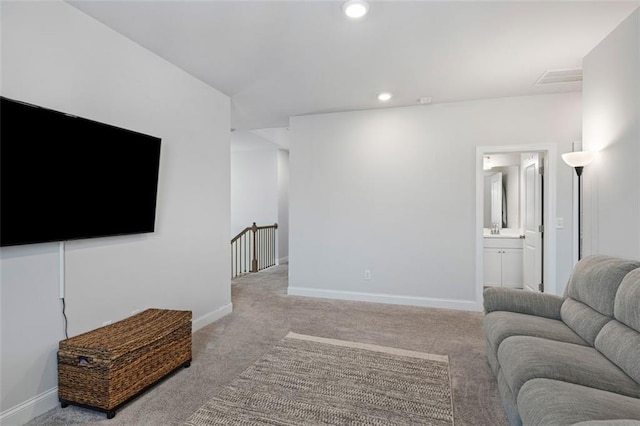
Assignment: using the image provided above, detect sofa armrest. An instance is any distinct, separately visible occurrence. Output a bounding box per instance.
[483,287,564,320]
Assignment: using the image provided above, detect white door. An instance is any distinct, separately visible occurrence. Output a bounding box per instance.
[522,153,543,292]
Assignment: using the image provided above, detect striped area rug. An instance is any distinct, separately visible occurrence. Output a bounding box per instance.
[185,332,454,425]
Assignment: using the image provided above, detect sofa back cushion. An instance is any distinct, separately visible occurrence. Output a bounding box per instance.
[560,299,610,345]
[615,268,640,332]
[594,268,640,384]
[563,255,640,315]
[594,321,640,384]
[561,255,640,345]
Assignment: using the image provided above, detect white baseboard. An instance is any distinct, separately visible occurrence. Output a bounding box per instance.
[0,387,58,426]
[192,302,233,331]
[287,287,482,312]
[277,256,289,265]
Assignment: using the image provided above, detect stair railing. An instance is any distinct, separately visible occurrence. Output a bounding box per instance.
[231,222,278,279]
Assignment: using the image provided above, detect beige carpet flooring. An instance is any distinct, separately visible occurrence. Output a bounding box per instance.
[28,264,507,425]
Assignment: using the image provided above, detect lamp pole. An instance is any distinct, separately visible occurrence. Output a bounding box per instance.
[574,166,584,260]
[561,150,593,263]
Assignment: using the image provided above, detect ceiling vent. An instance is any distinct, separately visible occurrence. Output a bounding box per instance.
[535,68,582,86]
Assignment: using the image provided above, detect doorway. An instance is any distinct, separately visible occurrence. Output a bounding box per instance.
[475,145,558,302]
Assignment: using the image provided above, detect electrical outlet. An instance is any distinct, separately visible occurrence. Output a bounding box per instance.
[102,320,112,326]
[556,218,564,229]
[364,270,372,280]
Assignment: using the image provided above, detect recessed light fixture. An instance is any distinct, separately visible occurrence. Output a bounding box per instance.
[377,92,392,102]
[343,0,369,18]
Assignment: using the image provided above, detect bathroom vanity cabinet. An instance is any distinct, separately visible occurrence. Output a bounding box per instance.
[483,237,523,288]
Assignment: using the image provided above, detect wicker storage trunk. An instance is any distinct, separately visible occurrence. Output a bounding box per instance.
[58,308,192,418]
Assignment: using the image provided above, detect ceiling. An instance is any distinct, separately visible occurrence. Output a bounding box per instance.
[69,1,639,133]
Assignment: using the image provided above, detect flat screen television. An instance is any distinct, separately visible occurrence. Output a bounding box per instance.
[1,97,162,247]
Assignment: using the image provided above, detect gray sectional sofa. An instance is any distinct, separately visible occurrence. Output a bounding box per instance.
[483,255,640,426]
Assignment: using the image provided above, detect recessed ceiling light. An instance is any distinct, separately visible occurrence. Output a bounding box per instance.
[343,0,369,18]
[377,92,392,102]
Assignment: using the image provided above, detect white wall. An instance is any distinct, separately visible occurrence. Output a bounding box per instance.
[289,93,581,309]
[231,150,279,237]
[0,1,231,423]
[583,9,640,260]
[278,150,290,263]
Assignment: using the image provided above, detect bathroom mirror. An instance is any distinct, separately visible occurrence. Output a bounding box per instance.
[483,154,521,229]
[484,172,503,228]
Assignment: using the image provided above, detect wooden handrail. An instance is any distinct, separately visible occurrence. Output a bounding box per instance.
[254,223,279,231]
[231,226,252,244]
[231,223,278,243]
[231,223,278,278]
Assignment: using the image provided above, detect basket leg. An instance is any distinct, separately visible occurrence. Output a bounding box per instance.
[60,400,69,409]
[183,359,191,368]
[106,410,116,419]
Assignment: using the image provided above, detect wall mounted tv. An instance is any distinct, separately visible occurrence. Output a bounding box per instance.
[0,97,162,247]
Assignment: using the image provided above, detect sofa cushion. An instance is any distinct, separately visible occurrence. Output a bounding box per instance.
[484,311,588,373]
[560,298,612,345]
[595,320,640,384]
[563,255,640,316]
[518,379,640,426]
[615,268,640,332]
[498,336,640,399]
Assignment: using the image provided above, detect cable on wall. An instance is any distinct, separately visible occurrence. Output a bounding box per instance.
[61,298,69,339]
[59,241,69,339]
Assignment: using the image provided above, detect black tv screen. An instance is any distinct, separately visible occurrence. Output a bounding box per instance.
[1,97,161,247]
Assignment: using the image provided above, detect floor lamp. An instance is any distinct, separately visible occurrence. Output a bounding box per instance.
[561,151,594,260]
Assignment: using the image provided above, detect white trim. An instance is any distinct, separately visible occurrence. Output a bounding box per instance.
[58,241,65,299]
[192,303,233,331]
[286,332,449,363]
[476,144,558,299]
[0,387,58,425]
[287,287,481,311]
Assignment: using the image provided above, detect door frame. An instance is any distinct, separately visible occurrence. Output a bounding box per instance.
[475,144,558,303]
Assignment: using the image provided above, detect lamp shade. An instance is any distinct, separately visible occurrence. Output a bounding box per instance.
[343,0,369,18]
[562,151,594,168]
